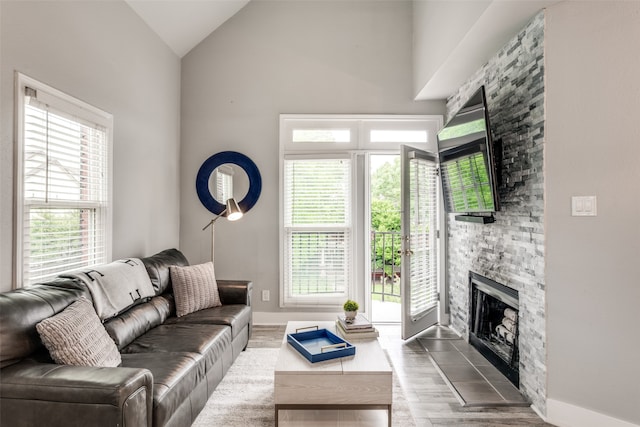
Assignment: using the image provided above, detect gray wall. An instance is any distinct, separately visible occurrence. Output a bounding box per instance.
[445,13,546,413]
[0,1,181,292]
[180,0,444,314]
[545,2,640,425]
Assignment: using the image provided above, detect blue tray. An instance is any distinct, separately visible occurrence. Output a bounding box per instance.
[287,327,356,363]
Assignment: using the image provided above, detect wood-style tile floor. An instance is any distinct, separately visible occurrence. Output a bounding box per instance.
[416,334,528,407]
[250,323,555,427]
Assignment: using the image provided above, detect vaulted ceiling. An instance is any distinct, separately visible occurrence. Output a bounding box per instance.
[124,0,250,58]
[124,0,559,100]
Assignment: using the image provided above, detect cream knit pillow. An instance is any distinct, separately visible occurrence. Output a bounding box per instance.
[36,297,121,367]
[170,261,221,317]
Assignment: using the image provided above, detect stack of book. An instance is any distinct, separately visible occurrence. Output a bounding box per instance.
[335,313,379,340]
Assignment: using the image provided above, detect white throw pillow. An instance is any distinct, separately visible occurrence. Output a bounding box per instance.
[36,297,121,367]
[170,262,222,317]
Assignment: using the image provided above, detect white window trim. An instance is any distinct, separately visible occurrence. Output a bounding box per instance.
[279,114,442,309]
[14,72,113,288]
[281,114,442,153]
[282,153,356,307]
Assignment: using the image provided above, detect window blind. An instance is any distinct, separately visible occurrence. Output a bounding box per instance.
[409,156,438,317]
[283,157,352,305]
[213,165,234,203]
[19,83,110,286]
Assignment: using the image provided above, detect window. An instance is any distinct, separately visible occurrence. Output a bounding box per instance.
[280,115,441,308]
[15,74,113,287]
[283,156,353,306]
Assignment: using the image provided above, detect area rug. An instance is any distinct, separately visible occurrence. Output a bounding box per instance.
[192,347,416,427]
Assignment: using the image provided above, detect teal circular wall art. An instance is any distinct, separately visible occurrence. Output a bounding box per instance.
[196,151,262,216]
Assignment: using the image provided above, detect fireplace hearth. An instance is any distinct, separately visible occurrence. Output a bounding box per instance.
[468,271,520,387]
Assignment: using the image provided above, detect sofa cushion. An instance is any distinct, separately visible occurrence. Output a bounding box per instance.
[103,295,175,350]
[165,304,251,339]
[0,279,89,368]
[170,262,221,317]
[61,258,155,320]
[148,294,175,322]
[120,352,200,427]
[122,324,231,372]
[141,248,189,295]
[36,297,121,367]
[0,360,151,406]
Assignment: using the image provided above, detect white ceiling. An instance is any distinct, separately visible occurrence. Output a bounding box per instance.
[125,0,558,99]
[125,0,250,58]
[416,0,561,100]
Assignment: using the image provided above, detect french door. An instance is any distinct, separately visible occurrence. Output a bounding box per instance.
[400,145,440,340]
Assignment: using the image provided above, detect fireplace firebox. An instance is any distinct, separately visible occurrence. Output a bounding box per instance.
[468,271,520,387]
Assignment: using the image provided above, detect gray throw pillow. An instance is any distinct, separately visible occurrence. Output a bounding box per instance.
[36,297,121,367]
[170,261,221,317]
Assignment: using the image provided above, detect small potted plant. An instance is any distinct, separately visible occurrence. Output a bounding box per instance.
[343,299,359,322]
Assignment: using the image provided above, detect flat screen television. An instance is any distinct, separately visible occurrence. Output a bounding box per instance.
[437,86,500,218]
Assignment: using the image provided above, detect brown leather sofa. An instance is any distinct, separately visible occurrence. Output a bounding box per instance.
[0,248,252,427]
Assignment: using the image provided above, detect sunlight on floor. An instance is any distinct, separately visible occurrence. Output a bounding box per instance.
[371,300,401,323]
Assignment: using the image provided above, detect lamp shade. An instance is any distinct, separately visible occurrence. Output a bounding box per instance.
[225,198,243,221]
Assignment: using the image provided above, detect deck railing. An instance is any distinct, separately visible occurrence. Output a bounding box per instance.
[371,230,402,303]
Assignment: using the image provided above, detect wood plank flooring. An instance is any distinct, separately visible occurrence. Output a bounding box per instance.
[250,324,554,427]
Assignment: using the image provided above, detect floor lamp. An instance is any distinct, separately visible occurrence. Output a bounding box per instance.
[202,198,243,262]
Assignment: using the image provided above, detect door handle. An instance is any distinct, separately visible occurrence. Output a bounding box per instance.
[398,249,414,256]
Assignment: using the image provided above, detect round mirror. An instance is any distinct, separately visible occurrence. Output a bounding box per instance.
[196,151,262,216]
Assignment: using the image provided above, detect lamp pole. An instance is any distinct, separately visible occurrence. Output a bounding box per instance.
[202,198,243,263]
[202,214,224,262]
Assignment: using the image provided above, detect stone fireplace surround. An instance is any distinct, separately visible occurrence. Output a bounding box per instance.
[444,12,546,414]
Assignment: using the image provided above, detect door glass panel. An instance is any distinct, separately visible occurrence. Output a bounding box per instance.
[401,145,439,339]
[408,155,438,317]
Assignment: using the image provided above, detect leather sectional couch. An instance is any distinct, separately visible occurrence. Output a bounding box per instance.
[0,248,252,427]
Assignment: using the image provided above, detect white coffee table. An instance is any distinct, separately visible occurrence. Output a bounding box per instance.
[274,321,393,426]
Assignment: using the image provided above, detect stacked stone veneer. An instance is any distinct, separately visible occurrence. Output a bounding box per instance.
[445,12,546,413]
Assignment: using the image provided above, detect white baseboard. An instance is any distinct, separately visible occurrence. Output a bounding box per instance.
[439,312,451,326]
[547,398,640,427]
[253,311,340,325]
[530,403,547,423]
[448,325,464,338]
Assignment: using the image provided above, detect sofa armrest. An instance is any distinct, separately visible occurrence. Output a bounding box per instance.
[217,280,252,306]
[0,361,153,427]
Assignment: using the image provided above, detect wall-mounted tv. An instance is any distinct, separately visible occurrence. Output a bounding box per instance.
[437,86,500,218]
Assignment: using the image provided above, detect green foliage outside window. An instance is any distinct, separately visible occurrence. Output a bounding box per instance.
[370,157,401,302]
[29,208,86,276]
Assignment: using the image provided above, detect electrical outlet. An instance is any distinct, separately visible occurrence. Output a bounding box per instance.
[262,290,270,302]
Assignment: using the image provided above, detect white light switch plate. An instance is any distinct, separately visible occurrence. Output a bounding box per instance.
[262,290,270,301]
[571,196,597,216]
